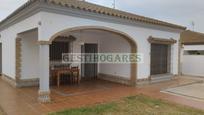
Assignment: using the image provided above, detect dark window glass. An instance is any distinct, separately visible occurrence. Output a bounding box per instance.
[184,50,204,55]
[50,42,69,61]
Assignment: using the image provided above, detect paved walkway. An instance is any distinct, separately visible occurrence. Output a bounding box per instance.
[164,82,204,101]
[140,77,204,110]
[0,76,204,115]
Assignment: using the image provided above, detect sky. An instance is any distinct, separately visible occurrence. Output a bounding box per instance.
[0,0,204,32]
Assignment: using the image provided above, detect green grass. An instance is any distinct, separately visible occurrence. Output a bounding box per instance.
[50,103,117,115]
[50,95,204,115]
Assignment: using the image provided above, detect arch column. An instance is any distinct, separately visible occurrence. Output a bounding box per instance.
[38,42,50,103]
[130,43,137,86]
[16,37,22,81]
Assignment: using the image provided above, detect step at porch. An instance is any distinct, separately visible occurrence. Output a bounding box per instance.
[150,74,173,84]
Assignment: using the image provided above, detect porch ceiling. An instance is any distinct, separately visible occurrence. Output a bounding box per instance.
[17,28,38,39]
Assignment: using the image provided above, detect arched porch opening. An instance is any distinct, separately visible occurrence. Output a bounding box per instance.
[49,26,137,85]
[38,26,138,102]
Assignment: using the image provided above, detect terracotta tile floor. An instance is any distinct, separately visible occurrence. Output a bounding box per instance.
[0,76,204,115]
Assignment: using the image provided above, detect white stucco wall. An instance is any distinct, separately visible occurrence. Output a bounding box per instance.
[40,31,131,79]
[0,13,41,79]
[181,45,204,77]
[39,12,180,79]
[183,45,204,50]
[70,31,131,79]
[182,55,204,77]
[21,30,39,79]
[99,33,131,78]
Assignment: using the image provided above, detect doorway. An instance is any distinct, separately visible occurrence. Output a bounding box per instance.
[81,43,98,79]
[151,44,170,75]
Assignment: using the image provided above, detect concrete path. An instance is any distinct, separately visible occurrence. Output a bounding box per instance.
[164,80,204,101]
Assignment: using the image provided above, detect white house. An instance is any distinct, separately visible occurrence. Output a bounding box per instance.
[181,30,204,77]
[0,0,186,102]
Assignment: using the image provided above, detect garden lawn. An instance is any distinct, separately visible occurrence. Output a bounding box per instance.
[50,95,204,115]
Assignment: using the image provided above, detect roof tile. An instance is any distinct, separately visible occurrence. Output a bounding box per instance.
[181,30,204,45]
[0,0,186,30]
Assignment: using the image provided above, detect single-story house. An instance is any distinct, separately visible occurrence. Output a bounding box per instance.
[0,0,186,103]
[181,30,204,77]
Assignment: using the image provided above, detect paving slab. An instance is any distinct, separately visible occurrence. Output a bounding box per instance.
[164,82,204,101]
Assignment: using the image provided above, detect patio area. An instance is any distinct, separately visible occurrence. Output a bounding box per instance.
[0,76,204,115]
[0,78,138,115]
